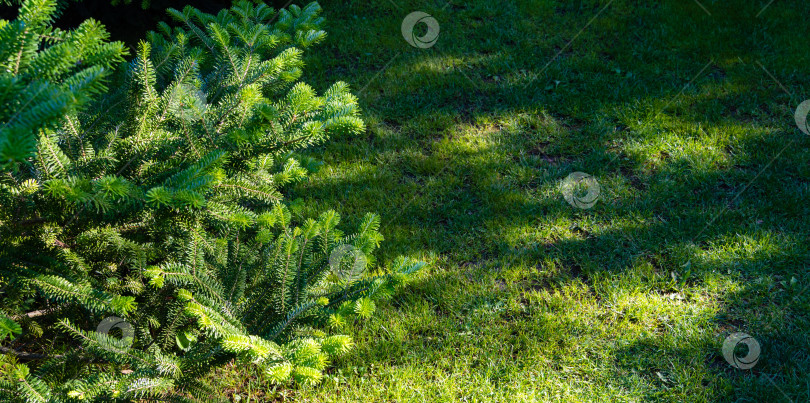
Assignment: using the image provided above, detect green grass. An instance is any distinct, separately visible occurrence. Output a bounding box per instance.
[208,0,810,401]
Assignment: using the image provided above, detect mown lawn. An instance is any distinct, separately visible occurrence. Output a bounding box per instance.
[209,0,810,401]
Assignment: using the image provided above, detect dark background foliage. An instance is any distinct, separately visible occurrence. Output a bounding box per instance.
[0,0,292,46]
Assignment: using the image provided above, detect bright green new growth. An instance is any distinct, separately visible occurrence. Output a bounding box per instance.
[0,0,421,400]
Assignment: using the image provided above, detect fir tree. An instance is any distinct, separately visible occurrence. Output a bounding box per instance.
[0,1,423,400]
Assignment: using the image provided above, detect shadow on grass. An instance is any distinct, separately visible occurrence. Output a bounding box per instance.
[287,0,810,400]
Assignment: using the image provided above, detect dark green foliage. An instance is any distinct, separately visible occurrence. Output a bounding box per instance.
[0,0,421,400]
[0,0,127,167]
